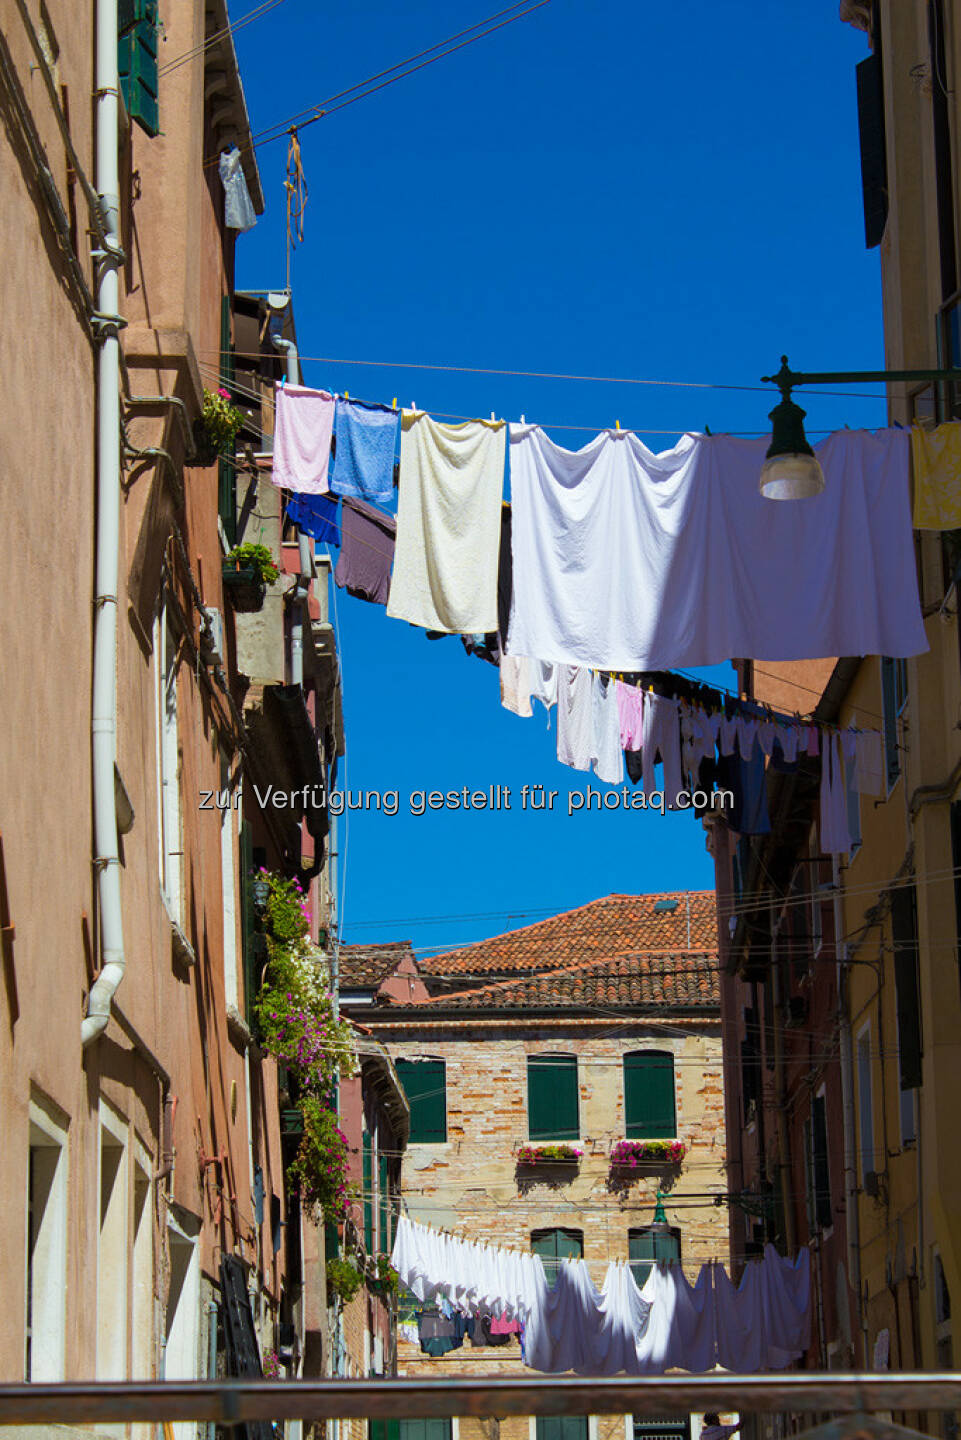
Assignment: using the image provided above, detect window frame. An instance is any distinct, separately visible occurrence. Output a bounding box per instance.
[527,1053,580,1143]
[628,1224,681,1289]
[881,656,907,795]
[531,1226,583,1286]
[395,1058,447,1145]
[25,1093,69,1382]
[622,1050,677,1141]
[154,601,183,923]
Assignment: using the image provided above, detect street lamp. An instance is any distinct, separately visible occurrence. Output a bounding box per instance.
[759,354,961,499]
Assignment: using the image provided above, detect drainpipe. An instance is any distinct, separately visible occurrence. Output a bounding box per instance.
[82,0,126,1046]
[272,336,312,686]
[834,858,865,1364]
[207,1297,219,1440]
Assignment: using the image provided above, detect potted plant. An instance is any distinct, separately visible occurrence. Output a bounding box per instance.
[369,1253,400,1296]
[516,1142,584,1166]
[222,542,279,613]
[194,386,245,466]
[609,1139,687,1173]
[326,1255,364,1307]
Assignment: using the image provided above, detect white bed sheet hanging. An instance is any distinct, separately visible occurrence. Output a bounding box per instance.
[506,425,926,671]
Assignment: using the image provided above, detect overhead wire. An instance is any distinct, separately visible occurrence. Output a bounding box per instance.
[232,0,554,159]
[159,0,286,76]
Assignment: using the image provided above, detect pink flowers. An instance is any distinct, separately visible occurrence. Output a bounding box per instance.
[610,1139,686,1167]
[517,1143,583,1164]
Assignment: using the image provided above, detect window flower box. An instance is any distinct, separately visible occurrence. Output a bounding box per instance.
[222,562,266,613]
[516,1143,584,1165]
[610,1139,686,1171]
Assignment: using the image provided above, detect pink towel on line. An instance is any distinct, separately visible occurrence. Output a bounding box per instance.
[273,382,335,494]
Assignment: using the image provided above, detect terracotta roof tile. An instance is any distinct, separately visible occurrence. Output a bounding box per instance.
[416,892,717,978]
[338,941,415,989]
[411,950,720,1012]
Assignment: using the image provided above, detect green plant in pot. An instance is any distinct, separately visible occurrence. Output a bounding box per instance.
[195,386,245,464]
[326,1255,364,1306]
[224,542,280,587]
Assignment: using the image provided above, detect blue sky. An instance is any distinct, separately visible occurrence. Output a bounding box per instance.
[226,1,887,955]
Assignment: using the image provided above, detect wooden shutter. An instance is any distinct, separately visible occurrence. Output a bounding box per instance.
[811,1094,832,1230]
[536,1420,588,1440]
[395,1059,447,1143]
[118,0,159,137]
[378,1153,389,1253]
[629,1226,680,1288]
[623,1052,676,1139]
[892,883,922,1090]
[218,295,237,543]
[238,821,258,1025]
[527,1055,579,1141]
[363,1133,373,1253]
[855,51,888,249]
[881,658,900,789]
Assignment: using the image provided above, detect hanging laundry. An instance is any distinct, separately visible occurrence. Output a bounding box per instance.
[334,497,395,604]
[461,506,515,667]
[328,397,399,504]
[615,681,645,751]
[387,412,506,633]
[714,1245,811,1372]
[717,737,771,836]
[641,693,683,802]
[218,146,257,232]
[507,425,925,670]
[286,492,340,544]
[820,731,855,855]
[592,673,624,785]
[556,665,593,773]
[854,728,884,796]
[273,383,335,493]
[911,422,961,529]
[502,657,558,717]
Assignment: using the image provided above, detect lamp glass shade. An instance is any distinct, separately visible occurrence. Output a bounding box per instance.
[759,451,825,500]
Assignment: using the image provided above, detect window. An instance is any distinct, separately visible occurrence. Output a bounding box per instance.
[527,1054,579,1142]
[855,42,887,249]
[155,605,183,921]
[25,1094,69,1381]
[531,1227,583,1286]
[629,1226,680,1289]
[892,883,923,1092]
[396,1422,452,1440]
[537,1421,588,1440]
[395,1059,447,1144]
[118,0,160,137]
[97,1103,129,1382]
[623,1051,676,1140]
[632,1418,690,1440]
[810,1091,832,1231]
[131,1152,153,1378]
[846,767,862,860]
[856,1024,875,1184]
[363,1132,373,1253]
[165,1209,201,1440]
[378,1151,390,1254]
[220,756,239,1007]
[218,296,237,544]
[740,1008,761,1126]
[881,657,907,792]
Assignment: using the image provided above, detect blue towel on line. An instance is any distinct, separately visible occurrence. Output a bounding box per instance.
[328,396,398,504]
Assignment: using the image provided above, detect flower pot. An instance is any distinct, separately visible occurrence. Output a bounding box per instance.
[222,561,266,613]
[192,417,220,467]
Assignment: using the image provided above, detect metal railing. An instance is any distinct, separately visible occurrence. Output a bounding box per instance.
[0,1375,960,1427]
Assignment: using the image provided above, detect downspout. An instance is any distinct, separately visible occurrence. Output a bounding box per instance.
[272,336,312,685]
[206,1297,219,1440]
[82,0,126,1046]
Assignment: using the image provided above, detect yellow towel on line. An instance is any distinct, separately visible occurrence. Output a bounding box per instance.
[912,421,961,529]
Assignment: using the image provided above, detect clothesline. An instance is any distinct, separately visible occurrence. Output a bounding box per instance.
[390,1215,811,1375]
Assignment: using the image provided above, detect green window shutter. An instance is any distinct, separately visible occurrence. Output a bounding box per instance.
[378,1153,389,1253]
[536,1421,588,1440]
[628,1226,680,1289]
[218,294,236,543]
[855,51,888,250]
[624,1052,676,1139]
[395,1059,446,1143]
[324,1220,338,1260]
[118,0,159,137]
[881,657,900,789]
[238,820,258,1025]
[527,1055,579,1141]
[399,1423,450,1440]
[811,1093,832,1230]
[372,1423,402,1440]
[363,1133,373,1253]
[531,1226,583,1287]
[892,883,922,1090]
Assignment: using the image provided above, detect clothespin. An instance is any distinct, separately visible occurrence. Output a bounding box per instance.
[392,397,398,410]
[519,414,526,424]
[705,424,712,436]
[490,411,497,423]
[615,419,621,431]
[344,390,349,400]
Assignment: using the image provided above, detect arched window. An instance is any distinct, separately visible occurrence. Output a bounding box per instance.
[623,1051,676,1139]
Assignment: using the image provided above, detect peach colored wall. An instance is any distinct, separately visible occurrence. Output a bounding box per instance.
[0,0,285,1393]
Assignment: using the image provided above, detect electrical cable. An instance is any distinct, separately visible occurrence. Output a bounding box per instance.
[199,348,892,402]
[159,0,286,75]
[232,0,554,159]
